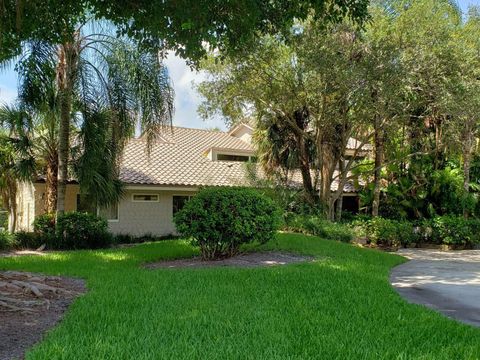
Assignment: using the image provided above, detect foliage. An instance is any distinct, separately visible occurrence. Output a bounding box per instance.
[351,217,417,247]
[14,231,43,249]
[0,230,14,250]
[0,208,7,230]
[352,215,480,248]
[33,212,112,249]
[198,20,372,219]
[419,216,480,246]
[0,1,369,63]
[174,187,281,259]
[358,160,479,220]
[0,234,478,359]
[113,233,177,245]
[33,213,56,245]
[54,212,112,250]
[0,105,36,231]
[14,32,175,211]
[198,0,480,221]
[368,218,417,247]
[284,215,353,243]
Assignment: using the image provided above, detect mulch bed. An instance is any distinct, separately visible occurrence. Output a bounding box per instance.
[145,251,314,269]
[0,271,85,360]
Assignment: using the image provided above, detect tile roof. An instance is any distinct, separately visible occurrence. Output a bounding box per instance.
[120,127,254,187]
[119,126,359,192]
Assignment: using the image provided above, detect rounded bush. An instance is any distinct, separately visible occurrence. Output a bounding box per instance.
[33,212,113,250]
[174,187,281,260]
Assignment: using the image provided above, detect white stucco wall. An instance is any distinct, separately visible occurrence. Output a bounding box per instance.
[108,188,196,236]
[15,181,36,231]
[33,183,80,217]
[230,126,252,144]
[17,183,195,236]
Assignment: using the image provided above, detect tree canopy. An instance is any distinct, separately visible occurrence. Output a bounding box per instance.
[0,0,370,63]
[198,0,480,220]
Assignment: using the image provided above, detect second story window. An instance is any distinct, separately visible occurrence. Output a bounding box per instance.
[216,154,250,162]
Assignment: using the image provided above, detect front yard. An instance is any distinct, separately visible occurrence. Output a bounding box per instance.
[1,233,479,359]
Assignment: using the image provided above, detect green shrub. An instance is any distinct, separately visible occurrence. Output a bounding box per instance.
[113,233,135,244]
[356,217,417,247]
[427,216,480,246]
[0,211,8,230]
[316,221,354,243]
[14,231,43,249]
[284,215,353,242]
[33,212,112,250]
[55,212,112,250]
[0,230,14,250]
[174,187,281,260]
[33,213,56,245]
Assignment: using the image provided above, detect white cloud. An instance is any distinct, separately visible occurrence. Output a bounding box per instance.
[0,53,226,131]
[0,84,17,105]
[164,52,226,131]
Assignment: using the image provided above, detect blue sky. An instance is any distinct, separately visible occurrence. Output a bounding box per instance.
[1,0,479,131]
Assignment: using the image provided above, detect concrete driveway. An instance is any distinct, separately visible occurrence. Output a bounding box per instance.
[390,249,480,327]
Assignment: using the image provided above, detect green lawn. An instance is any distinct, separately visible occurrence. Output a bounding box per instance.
[1,233,479,359]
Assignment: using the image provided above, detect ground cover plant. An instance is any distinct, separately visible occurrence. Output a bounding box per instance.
[0,233,479,359]
[283,214,354,243]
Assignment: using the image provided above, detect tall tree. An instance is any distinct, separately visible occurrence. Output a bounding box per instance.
[0,104,36,231]
[447,8,480,216]
[16,29,174,214]
[198,21,371,219]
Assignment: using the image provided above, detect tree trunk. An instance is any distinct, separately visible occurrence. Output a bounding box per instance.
[462,124,474,219]
[44,153,58,214]
[7,202,16,233]
[319,142,336,221]
[372,117,384,218]
[335,157,344,222]
[6,184,17,233]
[296,133,316,206]
[56,40,78,217]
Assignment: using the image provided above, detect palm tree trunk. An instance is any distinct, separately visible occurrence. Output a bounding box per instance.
[372,117,384,218]
[6,183,17,233]
[45,153,58,213]
[56,40,78,216]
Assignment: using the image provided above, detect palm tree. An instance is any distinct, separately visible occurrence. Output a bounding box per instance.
[0,104,36,231]
[16,24,174,214]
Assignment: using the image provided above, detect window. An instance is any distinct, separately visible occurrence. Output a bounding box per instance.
[99,203,119,221]
[76,194,96,214]
[216,154,250,162]
[132,194,159,202]
[173,196,192,214]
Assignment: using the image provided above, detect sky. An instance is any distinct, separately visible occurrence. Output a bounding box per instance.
[1,0,479,131]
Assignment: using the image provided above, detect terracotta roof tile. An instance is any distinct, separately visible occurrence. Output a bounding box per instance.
[119,126,358,192]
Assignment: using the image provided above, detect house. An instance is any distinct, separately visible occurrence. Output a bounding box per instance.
[14,124,364,236]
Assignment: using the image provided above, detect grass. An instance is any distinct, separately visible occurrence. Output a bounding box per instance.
[1,233,479,359]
